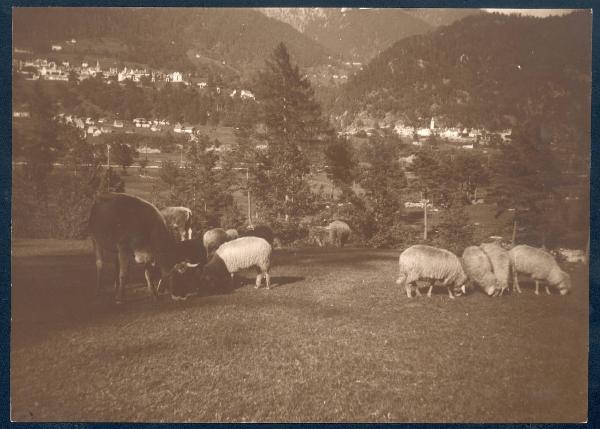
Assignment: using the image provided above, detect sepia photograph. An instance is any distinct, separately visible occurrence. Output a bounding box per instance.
[10,6,591,423]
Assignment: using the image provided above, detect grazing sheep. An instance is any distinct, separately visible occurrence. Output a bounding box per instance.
[509,244,572,295]
[462,246,500,296]
[480,241,511,295]
[203,228,229,255]
[328,220,351,248]
[201,236,273,290]
[240,224,275,246]
[396,245,468,299]
[225,228,239,241]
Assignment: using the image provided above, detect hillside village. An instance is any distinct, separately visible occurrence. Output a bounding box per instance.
[14,53,259,94]
[14,53,510,150]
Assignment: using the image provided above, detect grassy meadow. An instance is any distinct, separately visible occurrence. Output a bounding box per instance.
[11,239,588,422]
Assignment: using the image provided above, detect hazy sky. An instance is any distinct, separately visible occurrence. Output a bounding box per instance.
[483,9,576,17]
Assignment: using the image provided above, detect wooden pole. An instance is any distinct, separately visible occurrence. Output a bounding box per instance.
[511,218,517,246]
[423,200,428,241]
[246,168,252,227]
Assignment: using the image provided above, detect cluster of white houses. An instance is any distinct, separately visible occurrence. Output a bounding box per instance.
[394,118,512,145]
[15,55,258,101]
[14,56,193,85]
[50,113,214,142]
[343,117,512,147]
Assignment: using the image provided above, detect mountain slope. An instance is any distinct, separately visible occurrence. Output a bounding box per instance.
[403,8,482,27]
[258,8,434,62]
[337,11,591,133]
[13,8,331,77]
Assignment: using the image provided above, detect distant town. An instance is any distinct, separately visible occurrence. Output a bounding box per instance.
[13,53,512,150]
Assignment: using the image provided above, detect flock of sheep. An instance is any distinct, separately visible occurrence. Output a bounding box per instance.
[89,193,573,304]
[397,242,572,299]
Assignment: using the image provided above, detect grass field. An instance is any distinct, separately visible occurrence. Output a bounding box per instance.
[11,239,588,423]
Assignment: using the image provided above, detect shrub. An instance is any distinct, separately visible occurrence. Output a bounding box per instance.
[368,223,421,250]
[270,219,309,246]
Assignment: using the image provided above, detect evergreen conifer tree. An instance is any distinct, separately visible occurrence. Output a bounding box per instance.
[251,43,331,221]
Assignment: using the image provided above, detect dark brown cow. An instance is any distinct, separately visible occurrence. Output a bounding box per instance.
[88,193,201,303]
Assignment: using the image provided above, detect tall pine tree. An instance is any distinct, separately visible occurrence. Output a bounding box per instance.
[252,43,331,221]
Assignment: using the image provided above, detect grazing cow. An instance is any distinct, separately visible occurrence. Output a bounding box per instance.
[161,206,193,241]
[89,193,201,303]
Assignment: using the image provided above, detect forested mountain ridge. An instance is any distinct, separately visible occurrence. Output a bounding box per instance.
[336,11,591,135]
[13,8,332,78]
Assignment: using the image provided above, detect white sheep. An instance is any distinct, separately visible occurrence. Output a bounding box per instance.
[202,228,229,255]
[480,241,511,295]
[328,220,351,248]
[462,246,500,296]
[225,228,239,241]
[201,236,273,290]
[509,244,572,295]
[396,244,468,299]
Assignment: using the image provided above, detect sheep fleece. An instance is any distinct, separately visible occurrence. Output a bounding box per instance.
[462,245,498,295]
[328,220,351,247]
[509,244,568,286]
[225,228,239,241]
[215,236,272,273]
[398,245,466,285]
[203,228,228,253]
[480,242,511,290]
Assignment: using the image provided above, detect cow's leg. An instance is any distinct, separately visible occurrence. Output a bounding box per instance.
[187,227,192,240]
[144,263,158,299]
[115,245,130,304]
[427,282,434,298]
[545,284,552,295]
[265,271,271,290]
[534,280,540,295]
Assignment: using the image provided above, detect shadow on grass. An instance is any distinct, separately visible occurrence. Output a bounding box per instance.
[235,275,305,289]
[274,247,398,268]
